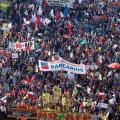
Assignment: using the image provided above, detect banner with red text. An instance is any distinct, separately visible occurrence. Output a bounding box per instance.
[37,111,94,120]
[9,41,34,51]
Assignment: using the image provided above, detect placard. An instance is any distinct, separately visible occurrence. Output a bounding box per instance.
[37,111,93,120]
[47,0,73,8]
[38,59,86,74]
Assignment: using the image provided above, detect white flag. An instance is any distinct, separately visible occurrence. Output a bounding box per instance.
[31,13,36,22]
[37,6,42,15]
[60,12,64,18]
[50,9,54,18]
[23,18,30,25]
[78,0,83,3]
[35,65,38,72]
[44,18,51,25]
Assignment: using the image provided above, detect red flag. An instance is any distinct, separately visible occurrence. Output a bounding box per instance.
[36,15,43,26]
[0,50,4,54]
[55,10,61,21]
[42,0,48,8]
[66,21,73,35]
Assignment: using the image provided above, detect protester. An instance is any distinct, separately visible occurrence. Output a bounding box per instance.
[0,103,7,119]
[0,0,120,120]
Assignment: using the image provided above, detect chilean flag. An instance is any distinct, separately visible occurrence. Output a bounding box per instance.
[41,61,49,69]
[27,92,37,100]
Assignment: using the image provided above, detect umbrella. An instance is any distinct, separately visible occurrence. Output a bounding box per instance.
[108,62,120,69]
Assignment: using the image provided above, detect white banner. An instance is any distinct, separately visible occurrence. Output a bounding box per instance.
[35,0,43,5]
[9,41,34,51]
[47,0,73,8]
[38,59,86,74]
[98,103,108,109]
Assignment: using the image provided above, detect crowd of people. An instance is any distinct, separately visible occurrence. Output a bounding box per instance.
[0,0,120,120]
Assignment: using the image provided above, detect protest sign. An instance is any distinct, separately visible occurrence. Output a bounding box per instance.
[49,95,56,104]
[37,111,93,120]
[7,108,36,119]
[1,67,9,76]
[38,59,86,74]
[35,0,43,5]
[12,53,18,59]
[98,103,108,109]
[42,93,50,105]
[53,86,61,101]
[62,96,67,106]
[47,0,73,8]
[9,41,34,51]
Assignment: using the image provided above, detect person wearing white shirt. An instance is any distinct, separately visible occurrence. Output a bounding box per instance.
[0,105,7,118]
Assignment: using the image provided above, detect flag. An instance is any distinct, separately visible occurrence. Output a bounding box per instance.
[53,86,61,101]
[5,83,9,92]
[66,21,73,35]
[42,93,50,105]
[60,12,64,18]
[42,0,48,8]
[37,6,42,15]
[0,50,4,54]
[41,61,49,69]
[31,13,37,23]
[23,94,28,100]
[99,73,102,80]
[50,9,54,18]
[35,65,38,72]
[44,18,51,25]
[104,109,111,120]
[23,17,30,25]
[62,96,67,106]
[40,16,45,25]
[35,40,40,49]
[36,15,43,26]
[55,10,61,21]
[27,92,36,96]
[63,5,70,17]
[78,0,83,4]
[27,92,37,100]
